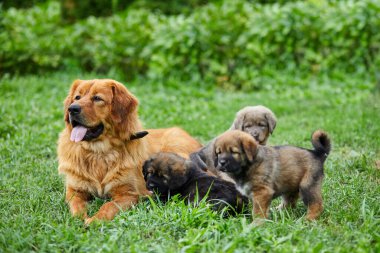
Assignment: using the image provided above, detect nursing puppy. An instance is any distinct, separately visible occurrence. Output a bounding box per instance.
[214,130,331,222]
[190,105,276,179]
[143,152,248,213]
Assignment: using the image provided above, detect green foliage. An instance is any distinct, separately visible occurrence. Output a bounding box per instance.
[0,2,65,73]
[1,0,380,89]
[60,0,133,23]
[0,0,48,9]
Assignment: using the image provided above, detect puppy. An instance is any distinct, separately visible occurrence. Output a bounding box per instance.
[214,130,331,222]
[57,79,201,224]
[143,152,248,213]
[190,105,276,179]
[229,105,276,145]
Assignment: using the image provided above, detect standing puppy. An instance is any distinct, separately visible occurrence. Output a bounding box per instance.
[190,105,276,179]
[214,130,331,222]
[143,152,248,213]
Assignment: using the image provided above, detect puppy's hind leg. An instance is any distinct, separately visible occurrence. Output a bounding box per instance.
[300,179,323,220]
[277,192,299,210]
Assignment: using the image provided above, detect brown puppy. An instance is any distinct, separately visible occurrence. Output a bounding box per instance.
[57,79,201,224]
[190,105,276,180]
[214,130,331,222]
[143,152,248,213]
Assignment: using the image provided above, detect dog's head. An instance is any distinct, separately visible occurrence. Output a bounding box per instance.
[63,79,141,142]
[231,105,276,145]
[214,130,258,176]
[142,153,192,194]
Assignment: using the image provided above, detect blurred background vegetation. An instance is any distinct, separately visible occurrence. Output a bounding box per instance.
[1,0,379,90]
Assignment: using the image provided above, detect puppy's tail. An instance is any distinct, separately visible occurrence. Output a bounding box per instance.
[311,130,331,161]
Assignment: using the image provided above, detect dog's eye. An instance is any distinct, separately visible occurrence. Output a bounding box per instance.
[93,95,103,102]
[74,95,81,100]
[244,124,252,128]
[259,122,267,127]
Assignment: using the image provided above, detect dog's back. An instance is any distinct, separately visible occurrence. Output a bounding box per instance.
[266,130,331,193]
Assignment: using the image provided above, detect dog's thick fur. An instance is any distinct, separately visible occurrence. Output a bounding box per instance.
[57,79,201,224]
[142,152,248,213]
[190,105,276,180]
[214,130,331,221]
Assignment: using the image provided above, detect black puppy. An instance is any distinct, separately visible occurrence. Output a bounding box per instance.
[142,152,248,213]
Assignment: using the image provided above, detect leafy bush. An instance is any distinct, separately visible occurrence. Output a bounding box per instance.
[0,2,65,74]
[1,0,379,89]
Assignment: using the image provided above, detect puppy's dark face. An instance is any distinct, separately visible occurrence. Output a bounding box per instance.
[214,130,258,176]
[142,153,189,194]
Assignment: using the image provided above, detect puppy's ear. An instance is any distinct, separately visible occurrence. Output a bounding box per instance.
[230,113,245,131]
[63,79,81,125]
[265,112,277,134]
[110,81,139,140]
[213,144,219,168]
[142,158,152,179]
[241,136,258,163]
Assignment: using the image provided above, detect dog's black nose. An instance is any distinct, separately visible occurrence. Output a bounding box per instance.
[219,159,227,166]
[68,104,81,115]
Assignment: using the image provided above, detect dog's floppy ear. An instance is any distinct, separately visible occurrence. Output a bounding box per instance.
[130,131,149,140]
[265,112,277,134]
[230,113,245,131]
[63,79,82,125]
[241,136,258,163]
[142,158,152,179]
[110,81,139,140]
[213,142,220,168]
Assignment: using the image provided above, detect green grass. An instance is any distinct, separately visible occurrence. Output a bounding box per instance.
[0,71,379,252]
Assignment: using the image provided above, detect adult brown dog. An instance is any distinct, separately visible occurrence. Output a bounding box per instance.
[57,79,201,224]
[214,130,331,223]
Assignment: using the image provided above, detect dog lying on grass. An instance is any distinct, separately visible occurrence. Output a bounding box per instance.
[57,79,201,224]
[214,130,331,222]
[190,105,277,181]
[143,152,248,213]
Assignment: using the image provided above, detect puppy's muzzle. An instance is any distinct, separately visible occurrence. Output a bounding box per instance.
[217,159,229,172]
[147,182,156,190]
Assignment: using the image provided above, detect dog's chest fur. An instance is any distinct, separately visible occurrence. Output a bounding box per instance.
[236,181,253,199]
[59,133,142,198]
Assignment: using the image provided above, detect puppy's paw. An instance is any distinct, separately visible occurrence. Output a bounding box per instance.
[251,218,266,227]
[276,203,285,210]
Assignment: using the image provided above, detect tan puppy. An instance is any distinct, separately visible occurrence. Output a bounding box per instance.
[230,105,276,145]
[214,130,331,222]
[57,79,201,224]
[190,105,276,180]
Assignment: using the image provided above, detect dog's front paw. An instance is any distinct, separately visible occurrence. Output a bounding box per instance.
[84,217,98,226]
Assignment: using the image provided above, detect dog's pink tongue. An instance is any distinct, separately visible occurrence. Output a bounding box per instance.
[70,126,88,142]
